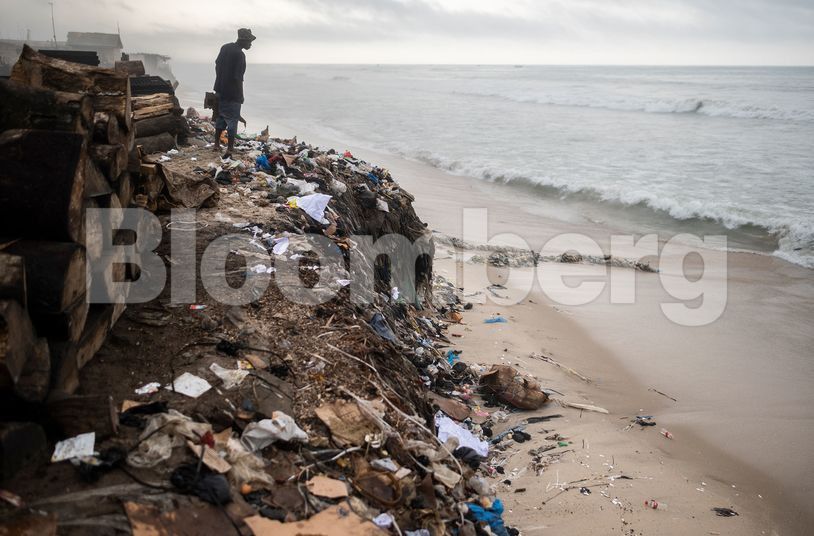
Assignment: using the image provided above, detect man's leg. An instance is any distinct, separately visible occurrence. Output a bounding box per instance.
[214,108,226,151]
[222,102,241,159]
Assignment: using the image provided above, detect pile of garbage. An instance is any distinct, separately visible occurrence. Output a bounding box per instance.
[0,115,564,536]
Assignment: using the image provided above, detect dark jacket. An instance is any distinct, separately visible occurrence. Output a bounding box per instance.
[214,42,246,104]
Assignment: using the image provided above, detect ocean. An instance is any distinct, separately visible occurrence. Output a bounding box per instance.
[175,64,814,268]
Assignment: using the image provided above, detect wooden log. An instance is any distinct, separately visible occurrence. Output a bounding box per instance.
[0,130,87,243]
[49,304,114,396]
[83,198,104,265]
[30,295,89,342]
[0,253,26,307]
[115,171,133,208]
[114,60,145,76]
[0,79,92,135]
[14,338,50,402]
[11,45,129,95]
[84,157,113,198]
[135,132,176,155]
[89,143,128,181]
[127,145,141,173]
[134,114,185,138]
[133,162,164,212]
[3,241,87,314]
[46,394,119,439]
[92,111,122,145]
[89,194,126,304]
[91,92,132,132]
[0,300,37,387]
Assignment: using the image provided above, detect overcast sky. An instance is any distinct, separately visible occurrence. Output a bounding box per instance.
[1,0,812,65]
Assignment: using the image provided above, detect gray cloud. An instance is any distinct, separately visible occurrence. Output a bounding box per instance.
[1,0,811,63]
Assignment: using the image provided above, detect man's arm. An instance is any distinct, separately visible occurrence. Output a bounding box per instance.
[229,49,246,103]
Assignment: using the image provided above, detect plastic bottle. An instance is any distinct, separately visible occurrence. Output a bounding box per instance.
[660,428,674,440]
[644,499,668,510]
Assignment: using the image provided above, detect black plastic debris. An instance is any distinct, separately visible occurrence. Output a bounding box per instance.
[525,414,563,424]
[512,430,532,443]
[712,507,739,517]
[369,313,396,342]
[120,401,169,428]
[76,447,126,483]
[453,447,485,470]
[216,339,241,356]
[634,415,657,427]
[171,464,232,505]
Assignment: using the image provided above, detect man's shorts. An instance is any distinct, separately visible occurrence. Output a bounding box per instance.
[215,100,242,139]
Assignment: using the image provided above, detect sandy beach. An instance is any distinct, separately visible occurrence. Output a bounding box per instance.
[210,113,814,535]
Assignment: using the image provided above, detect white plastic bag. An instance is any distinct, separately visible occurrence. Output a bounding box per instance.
[240,411,307,452]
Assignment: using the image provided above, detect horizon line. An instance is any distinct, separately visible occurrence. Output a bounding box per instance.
[173,61,814,68]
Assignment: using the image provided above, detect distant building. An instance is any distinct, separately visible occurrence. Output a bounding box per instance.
[0,33,175,84]
[65,32,123,66]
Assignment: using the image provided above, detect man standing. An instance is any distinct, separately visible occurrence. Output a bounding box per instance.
[213,28,256,158]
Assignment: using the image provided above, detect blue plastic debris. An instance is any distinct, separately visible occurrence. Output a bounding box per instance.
[366,172,380,185]
[467,499,509,536]
[484,316,508,324]
[256,154,272,171]
[446,350,461,365]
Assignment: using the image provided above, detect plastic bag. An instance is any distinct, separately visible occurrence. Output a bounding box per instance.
[240,412,307,452]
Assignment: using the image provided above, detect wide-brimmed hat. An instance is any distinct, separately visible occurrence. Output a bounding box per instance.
[237,28,257,42]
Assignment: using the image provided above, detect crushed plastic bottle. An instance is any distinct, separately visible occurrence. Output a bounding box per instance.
[644,499,668,510]
[660,428,674,439]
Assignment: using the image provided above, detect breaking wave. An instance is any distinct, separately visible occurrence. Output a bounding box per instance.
[453,90,814,122]
[400,148,814,269]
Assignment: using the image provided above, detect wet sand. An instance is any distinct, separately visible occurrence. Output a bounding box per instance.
[193,112,813,534]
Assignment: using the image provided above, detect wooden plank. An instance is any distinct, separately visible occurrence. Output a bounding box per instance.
[131,93,174,110]
[0,129,86,243]
[133,103,175,121]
